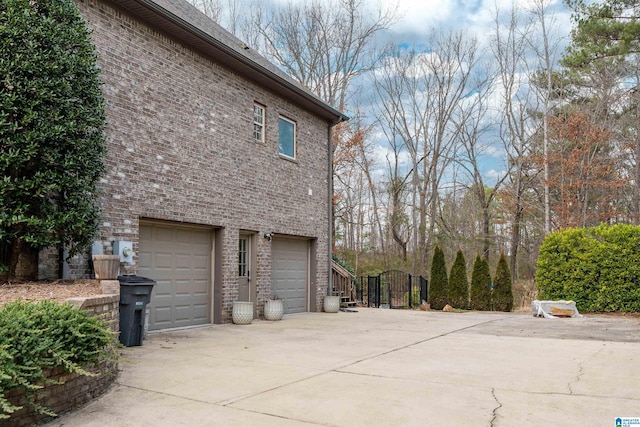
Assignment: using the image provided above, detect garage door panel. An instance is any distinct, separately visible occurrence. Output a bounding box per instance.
[139,224,212,331]
[153,307,172,327]
[193,255,209,270]
[153,281,172,297]
[155,253,173,269]
[272,238,309,314]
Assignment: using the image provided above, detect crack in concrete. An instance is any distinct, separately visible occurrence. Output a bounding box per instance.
[568,343,607,395]
[490,388,502,427]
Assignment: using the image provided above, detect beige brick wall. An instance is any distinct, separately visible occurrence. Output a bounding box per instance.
[72,0,331,320]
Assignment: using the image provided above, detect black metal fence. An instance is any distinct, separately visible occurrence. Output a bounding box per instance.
[355,270,428,309]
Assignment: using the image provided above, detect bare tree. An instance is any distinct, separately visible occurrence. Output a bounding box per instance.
[453,72,507,262]
[186,0,223,22]
[491,5,538,279]
[251,0,398,110]
[528,0,564,235]
[372,31,481,274]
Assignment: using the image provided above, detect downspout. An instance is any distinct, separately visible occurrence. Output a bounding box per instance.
[328,123,333,297]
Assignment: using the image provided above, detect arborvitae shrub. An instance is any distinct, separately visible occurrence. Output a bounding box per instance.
[470,255,492,311]
[448,249,469,309]
[493,252,513,312]
[429,246,448,310]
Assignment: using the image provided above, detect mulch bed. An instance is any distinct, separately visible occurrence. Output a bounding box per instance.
[0,280,102,307]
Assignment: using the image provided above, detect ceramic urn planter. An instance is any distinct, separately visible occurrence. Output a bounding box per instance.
[232,301,254,325]
[323,295,340,313]
[264,299,284,321]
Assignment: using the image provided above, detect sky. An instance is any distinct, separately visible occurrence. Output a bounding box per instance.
[381,0,572,41]
[360,0,574,185]
[261,0,575,185]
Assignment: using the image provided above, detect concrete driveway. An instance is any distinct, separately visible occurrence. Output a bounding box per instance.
[48,309,640,426]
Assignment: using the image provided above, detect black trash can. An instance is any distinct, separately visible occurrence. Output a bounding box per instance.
[118,275,156,347]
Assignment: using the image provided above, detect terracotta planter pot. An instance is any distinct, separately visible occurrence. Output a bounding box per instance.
[92,255,120,280]
[323,295,340,313]
[264,299,284,321]
[232,301,254,325]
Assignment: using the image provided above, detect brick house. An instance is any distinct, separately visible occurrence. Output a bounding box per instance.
[52,0,346,327]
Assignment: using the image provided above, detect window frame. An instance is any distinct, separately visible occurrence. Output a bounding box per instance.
[253,103,265,143]
[278,116,297,160]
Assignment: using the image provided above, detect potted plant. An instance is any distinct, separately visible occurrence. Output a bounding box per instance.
[264,294,284,321]
[92,254,120,280]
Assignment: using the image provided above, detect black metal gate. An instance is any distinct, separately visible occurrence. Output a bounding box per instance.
[357,271,427,309]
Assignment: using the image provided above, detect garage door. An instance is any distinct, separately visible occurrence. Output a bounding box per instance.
[272,238,309,314]
[139,223,212,330]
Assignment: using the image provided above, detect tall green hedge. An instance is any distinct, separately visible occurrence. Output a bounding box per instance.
[470,255,491,311]
[429,246,448,310]
[536,224,640,312]
[448,249,469,309]
[493,252,513,312]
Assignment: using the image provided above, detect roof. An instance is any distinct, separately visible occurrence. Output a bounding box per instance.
[332,260,354,279]
[107,0,349,124]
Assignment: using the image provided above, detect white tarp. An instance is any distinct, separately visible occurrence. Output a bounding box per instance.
[532,300,583,318]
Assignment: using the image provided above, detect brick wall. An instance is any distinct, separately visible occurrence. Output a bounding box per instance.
[0,295,119,427]
[68,0,332,321]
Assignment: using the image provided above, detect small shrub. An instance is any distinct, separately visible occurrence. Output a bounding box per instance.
[0,300,119,419]
[448,250,469,309]
[493,252,513,312]
[429,246,448,310]
[470,255,491,311]
[403,286,422,308]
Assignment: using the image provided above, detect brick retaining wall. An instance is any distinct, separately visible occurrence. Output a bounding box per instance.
[0,294,119,427]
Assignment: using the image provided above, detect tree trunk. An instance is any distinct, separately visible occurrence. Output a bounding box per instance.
[7,238,23,281]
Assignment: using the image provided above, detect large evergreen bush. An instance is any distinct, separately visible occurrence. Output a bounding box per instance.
[448,249,469,309]
[470,255,491,311]
[428,246,448,310]
[0,0,106,278]
[493,252,513,312]
[536,224,640,312]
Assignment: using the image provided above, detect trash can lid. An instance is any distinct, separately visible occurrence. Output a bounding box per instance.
[117,275,156,284]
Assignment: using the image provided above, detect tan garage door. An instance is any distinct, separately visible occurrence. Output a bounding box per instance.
[272,238,309,314]
[139,222,212,330]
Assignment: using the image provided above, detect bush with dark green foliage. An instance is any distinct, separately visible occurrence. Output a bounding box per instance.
[0,300,118,419]
[536,224,640,312]
[0,0,106,278]
[429,246,448,310]
[470,255,492,311]
[448,249,469,309]
[493,252,513,312]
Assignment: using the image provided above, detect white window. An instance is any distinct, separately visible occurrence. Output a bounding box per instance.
[253,104,265,142]
[278,116,296,159]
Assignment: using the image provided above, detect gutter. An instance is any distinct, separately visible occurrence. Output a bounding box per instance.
[328,124,334,296]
